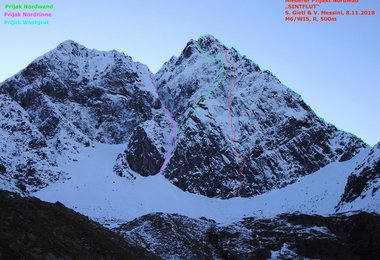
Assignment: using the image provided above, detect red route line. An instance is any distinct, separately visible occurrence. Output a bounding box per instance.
[215,41,248,197]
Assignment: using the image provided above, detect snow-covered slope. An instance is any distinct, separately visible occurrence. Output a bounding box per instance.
[337,142,380,212]
[33,142,377,226]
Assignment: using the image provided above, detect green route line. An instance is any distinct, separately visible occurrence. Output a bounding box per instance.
[179,38,226,131]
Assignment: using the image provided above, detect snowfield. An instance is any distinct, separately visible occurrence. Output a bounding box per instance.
[33,142,379,226]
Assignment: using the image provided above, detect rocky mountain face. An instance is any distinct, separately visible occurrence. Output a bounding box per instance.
[0,40,169,191]
[116,212,380,259]
[0,94,65,193]
[149,35,366,198]
[0,190,157,259]
[0,36,370,199]
[0,40,166,145]
[337,142,380,211]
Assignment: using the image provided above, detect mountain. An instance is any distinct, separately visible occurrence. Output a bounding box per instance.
[0,35,379,259]
[0,40,169,192]
[0,36,368,199]
[128,35,367,198]
[0,40,166,145]
[0,190,157,259]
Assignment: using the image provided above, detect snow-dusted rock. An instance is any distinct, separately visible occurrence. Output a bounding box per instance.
[337,142,380,212]
[153,35,367,198]
[116,212,380,259]
[0,36,370,199]
[0,94,64,193]
[0,40,167,192]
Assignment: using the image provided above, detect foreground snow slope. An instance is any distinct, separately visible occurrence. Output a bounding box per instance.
[34,142,377,225]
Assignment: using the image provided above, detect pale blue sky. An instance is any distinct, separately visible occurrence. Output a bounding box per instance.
[1,0,379,145]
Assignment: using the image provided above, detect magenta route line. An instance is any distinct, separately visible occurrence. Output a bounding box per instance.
[151,74,178,174]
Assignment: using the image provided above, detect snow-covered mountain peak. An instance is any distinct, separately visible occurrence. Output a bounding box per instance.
[0,39,167,192]
[1,37,379,259]
[53,40,128,61]
[178,35,232,64]
[187,35,261,73]
[0,36,370,200]
[56,39,85,52]
[30,40,148,89]
[0,39,167,191]
[149,36,368,198]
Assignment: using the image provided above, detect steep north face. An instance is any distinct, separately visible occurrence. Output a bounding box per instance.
[150,35,367,198]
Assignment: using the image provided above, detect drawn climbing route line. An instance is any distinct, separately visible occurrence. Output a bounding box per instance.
[178,39,226,131]
[215,41,249,197]
[151,74,178,175]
